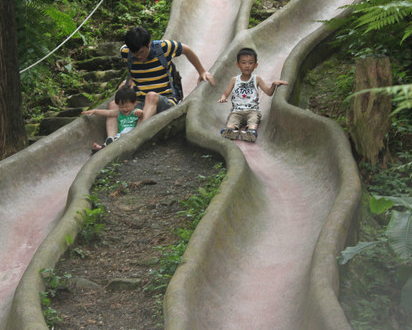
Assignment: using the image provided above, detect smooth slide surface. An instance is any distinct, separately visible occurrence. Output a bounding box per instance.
[1,0,360,329]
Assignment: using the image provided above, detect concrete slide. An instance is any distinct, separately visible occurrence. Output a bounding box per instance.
[1,0,361,329]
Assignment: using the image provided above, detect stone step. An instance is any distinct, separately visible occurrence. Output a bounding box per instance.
[74,55,124,71]
[80,69,124,83]
[38,117,78,135]
[57,108,84,117]
[77,41,124,59]
[67,93,92,108]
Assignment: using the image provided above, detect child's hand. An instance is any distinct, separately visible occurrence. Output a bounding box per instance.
[134,109,144,118]
[82,110,95,116]
[198,71,215,86]
[218,96,227,103]
[273,80,288,87]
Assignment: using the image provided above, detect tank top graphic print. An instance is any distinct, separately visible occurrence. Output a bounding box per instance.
[118,112,138,133]
[231,75,260,112]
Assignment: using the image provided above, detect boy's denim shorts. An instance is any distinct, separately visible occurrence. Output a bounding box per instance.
[136,94,174,113]
[226,110,262,129]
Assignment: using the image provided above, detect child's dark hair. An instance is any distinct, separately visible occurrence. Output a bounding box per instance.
[237,48,258,62]
[125,26,151,53]
[115,87,137,105]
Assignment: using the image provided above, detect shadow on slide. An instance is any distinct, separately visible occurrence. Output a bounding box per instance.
[1,0,360,329]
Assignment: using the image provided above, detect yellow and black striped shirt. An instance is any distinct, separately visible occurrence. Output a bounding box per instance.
[120,40,182,105]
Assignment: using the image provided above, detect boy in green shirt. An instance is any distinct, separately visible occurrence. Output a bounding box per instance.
[82,87,143,152]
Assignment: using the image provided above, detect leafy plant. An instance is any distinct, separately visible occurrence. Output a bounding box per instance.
[93,161,128,192]
[349,0,412,44]
[77,194,106,244]
[144,163,226,322]
[339,194,412,328]
[19,0,173,122]
[340,195,412,264]
[39,268,72,327]
[347,84,412,117]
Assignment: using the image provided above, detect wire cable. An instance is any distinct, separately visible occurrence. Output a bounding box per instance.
[19,0,104,74]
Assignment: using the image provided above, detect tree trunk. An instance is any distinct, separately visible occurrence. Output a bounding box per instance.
[347,56,392,165]
[0,0,28,160]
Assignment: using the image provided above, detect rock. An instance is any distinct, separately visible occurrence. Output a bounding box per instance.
[74,56,123,71]
[69,277,101,291]
[82,69,123,82]
[107,278,143,292]
[138,258,159,266]
[84,41,123,58]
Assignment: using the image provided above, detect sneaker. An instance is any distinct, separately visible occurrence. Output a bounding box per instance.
[105,136,115,145]
[240,129,257,142]
[220,127,239,140]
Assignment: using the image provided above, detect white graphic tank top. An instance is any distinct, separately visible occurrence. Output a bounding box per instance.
[231,74,260,112]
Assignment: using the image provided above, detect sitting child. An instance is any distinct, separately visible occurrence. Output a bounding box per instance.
[82,87,143,152]
[218,47,288,142]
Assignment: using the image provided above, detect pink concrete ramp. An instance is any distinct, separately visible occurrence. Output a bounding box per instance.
[1,0,360,329]
[165,0,360,329]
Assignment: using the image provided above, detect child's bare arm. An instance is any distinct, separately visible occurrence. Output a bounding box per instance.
[82,109,119,117]
[218,77,236,103]
[257,76,288,96]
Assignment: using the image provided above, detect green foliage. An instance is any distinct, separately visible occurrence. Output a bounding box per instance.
[401,278,412,315]
[43,1,85,41]
[39,268,72,327]
[350,0,412,43]
[16,0,57,68]
[70,247,91,259]
[144,163,226,321]
[65,234,74,246]
[359,161,411,197]
[40,268,72,297]
[339,241,382,265]
[177,162,226,227]
[387,208,412,259]
[77,195,106,244]
[339,194,412,328]
[347,84,412,118]
[340,195,412,263]
[19,0,173,121]
[320,2,412,326]
[93,161,128,193]
[339,222,412,329]
[326,0,412,82]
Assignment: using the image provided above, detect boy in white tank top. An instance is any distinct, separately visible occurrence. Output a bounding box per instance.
[218,48,288,142]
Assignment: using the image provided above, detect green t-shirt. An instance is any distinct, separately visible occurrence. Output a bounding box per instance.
[118,112,138,133]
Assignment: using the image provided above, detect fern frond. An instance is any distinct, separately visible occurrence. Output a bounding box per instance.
[385,84,412,116]
[401,24,412,43]
[355,2,412,31]
[347,84,412,117]
[43,5,80,39]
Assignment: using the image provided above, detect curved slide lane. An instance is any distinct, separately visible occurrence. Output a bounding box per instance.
[1,0,360,329]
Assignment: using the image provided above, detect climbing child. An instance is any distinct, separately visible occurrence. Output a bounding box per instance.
[82,87,143,153]
[218,47,288,142]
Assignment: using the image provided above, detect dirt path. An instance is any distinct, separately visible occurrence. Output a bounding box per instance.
[50,135,223,330]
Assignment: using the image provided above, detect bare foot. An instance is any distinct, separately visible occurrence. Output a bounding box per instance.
[92,142,103,150]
